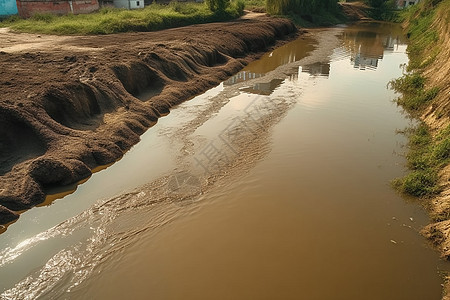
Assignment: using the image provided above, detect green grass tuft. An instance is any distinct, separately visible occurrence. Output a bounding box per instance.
[392,124,450,197]
[393,169,439,197]
[390,73,439,111]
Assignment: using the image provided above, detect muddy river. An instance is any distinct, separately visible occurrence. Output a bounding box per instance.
[1,22,449,299]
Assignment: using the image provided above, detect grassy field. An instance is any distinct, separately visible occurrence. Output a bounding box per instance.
[0,1,244,35]
[0,0,350,35]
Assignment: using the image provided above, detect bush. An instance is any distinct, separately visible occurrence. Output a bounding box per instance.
[234,0,245,14]
[170,1,199,14]
[390,74,439,111]
[205,0,230,11]
[266,0,338,15]
[433,138,450,161]
[390,73,424,94]
[394,169,439,197]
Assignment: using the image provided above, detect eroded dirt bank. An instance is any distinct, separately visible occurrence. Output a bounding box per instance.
[420,9,450,257]
[414,6,450,297]
[0,17,297,225]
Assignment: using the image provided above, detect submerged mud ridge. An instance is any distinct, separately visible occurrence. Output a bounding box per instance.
[0,17,297,225]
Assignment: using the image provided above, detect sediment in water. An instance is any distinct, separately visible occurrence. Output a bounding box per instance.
[0,17,298,225]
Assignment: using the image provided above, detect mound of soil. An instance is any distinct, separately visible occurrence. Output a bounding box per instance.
[0,17,298,226]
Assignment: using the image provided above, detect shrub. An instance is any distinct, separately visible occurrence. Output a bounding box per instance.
[266,0,338,16]
[205,0,230,12]
[394,169,439,197]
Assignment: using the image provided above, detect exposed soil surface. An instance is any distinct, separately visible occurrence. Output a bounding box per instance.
[0,17,298,225]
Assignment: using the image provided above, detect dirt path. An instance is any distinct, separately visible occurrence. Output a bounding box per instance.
[339,2,372,21]
[0,17,298,226]
[0,28,98,53]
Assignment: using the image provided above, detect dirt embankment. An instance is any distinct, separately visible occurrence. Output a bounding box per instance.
[413,7,450,299]
[419,6,450,260]
[0,17,298,226]
[412,2,450,256]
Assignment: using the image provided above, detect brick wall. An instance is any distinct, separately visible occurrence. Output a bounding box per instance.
[16,0,99,18]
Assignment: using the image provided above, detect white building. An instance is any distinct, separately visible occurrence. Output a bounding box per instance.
[396,0,420,9]
[113,0,144,9]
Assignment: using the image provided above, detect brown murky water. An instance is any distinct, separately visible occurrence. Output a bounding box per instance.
[1,22,449,299]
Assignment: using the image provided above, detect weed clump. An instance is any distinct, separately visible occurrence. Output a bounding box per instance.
[393,124,450,197]
[390,74,439,111]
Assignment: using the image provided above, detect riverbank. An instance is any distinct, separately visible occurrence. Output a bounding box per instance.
[390,0,450,288]
[0,16,297,227]
[391,0,450,257]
